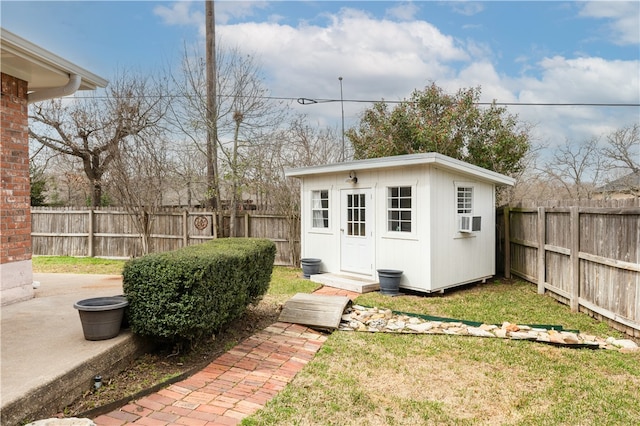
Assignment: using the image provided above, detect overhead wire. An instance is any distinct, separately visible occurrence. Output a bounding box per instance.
[59,93,640,107]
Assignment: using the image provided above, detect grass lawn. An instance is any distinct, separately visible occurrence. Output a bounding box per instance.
[33,257,639,425]
[244,280,640,426]
[33,256,127,275]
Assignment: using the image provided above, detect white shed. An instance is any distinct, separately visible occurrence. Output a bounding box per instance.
[285,152,515,293]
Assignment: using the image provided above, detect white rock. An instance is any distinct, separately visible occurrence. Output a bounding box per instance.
[549,334,566,344]
[493,329,507,338]
[561,332,580,344]
[467,327,496,338]
[406,323,433,333]
[385,323,403,331]
[480,324,497,331]
[536,333,551,342]
[610,339,639,350]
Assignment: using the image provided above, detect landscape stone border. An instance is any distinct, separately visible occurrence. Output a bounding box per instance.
[339,305,639,352]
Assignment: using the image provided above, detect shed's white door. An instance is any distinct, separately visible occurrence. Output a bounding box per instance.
[340,188,373,275]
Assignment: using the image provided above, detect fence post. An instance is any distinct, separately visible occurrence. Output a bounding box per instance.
[182,210,188,247]
[88,209,94,258]
[244,212,249,238]
[537,207,546,294]
[503,207,511,279]
[570,206,580,311]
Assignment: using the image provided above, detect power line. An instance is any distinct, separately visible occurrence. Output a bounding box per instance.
[296,97,640,107]
[55,93,640,107]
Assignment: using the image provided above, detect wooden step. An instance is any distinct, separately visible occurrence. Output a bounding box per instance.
[310,273,380,293]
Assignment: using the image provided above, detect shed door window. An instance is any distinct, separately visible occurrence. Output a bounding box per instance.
[312,190,329,228]
[387,186,412,232]
[457,186,473,214]
[347,193,366,236]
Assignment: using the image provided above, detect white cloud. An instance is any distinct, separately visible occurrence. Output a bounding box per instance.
[530,56,639,104]
[158,2,638,153]
[385,2,420,21]
[511,55,639,146]
[450,1,485,17]
[579,1,640,45]
[217,8,468,102]
[215,1,270,25]
[153,1,202,27]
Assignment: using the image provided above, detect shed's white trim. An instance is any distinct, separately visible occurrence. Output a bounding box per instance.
[285,152,515,186]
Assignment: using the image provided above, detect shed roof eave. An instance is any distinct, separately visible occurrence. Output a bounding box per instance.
[284,152,515,186]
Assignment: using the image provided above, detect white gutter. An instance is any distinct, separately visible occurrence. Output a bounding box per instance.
[27,74,81,104]
[285,152,516,186]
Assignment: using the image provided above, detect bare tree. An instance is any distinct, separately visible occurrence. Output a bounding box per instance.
[602,123,640,173]
[597,123,640,198]
[29,72,169,207]
[165,142,208,207]
[542,137,609,200]
[247,115,341,264]
[219,52,288,236]
[109,133,170,255]
[249,114,341,211]
[171,44,287,236]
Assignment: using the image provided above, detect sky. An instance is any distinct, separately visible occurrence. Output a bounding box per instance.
[2,0,639,162]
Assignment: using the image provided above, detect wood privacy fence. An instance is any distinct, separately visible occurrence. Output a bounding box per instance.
[32,201,640,337]
[31,207,300,266]
[497,199,640,338]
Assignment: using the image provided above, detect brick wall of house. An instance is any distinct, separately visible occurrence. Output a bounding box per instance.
[1,72,31,265]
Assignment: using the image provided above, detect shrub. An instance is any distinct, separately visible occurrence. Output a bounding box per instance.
[122,238,276,345]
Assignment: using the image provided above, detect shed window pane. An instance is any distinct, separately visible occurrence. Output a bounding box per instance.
[346,193,366,236]
[457,187,473,214]
[387,186,412,232]
[312,190,329,228]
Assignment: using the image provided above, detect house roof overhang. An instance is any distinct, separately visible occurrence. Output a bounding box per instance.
[285,152,516,186]
[0,28,108,93]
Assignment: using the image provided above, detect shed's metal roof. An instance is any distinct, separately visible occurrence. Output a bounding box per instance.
[285,152,515,186]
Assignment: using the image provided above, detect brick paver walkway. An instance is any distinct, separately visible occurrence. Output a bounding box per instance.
[94,287,358,425]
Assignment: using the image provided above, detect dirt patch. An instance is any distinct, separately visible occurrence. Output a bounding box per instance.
[59,296,283,418]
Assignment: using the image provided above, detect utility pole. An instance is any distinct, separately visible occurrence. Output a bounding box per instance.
[206,0,219,211]
[339,76,345,161]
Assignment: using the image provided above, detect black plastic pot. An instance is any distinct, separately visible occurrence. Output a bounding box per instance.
[300,258,322,278]
[377,269,403,296]
[73,297,129,341]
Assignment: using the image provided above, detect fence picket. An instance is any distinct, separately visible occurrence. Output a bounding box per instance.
[31,207,300,265]
[498,199,640,338]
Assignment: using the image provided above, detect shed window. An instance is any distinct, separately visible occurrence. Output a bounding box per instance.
[311,190,329,228]
[387,186,412,232]
[457,186,473,214]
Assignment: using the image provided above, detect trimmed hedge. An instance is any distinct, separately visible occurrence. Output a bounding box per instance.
[122,238,276,344]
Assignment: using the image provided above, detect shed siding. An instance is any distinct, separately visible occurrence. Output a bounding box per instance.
[296,157,503,293]
[373,166,431,291]
[430,167,496,289]
[300,174,340,273]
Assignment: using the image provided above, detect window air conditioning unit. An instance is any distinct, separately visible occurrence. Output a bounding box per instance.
[459,215,481,233]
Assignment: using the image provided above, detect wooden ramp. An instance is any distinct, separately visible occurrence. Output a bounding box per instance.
[278,293,352,330]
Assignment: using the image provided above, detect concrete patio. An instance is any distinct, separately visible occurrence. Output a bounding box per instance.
[0,273,151,426]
